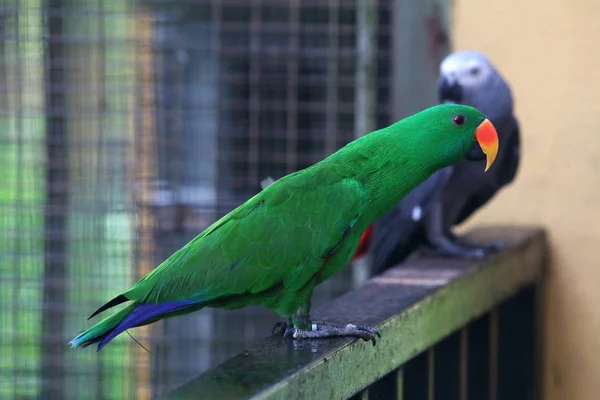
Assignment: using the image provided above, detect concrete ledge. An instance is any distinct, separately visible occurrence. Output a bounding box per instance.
[167,226,547,400]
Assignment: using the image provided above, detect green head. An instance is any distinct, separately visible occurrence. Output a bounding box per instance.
[399,104,499,173]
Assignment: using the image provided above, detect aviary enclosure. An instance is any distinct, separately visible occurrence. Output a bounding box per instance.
[0,0,449,398]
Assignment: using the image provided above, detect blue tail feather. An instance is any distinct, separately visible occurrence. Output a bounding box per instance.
[96,300,194,350]
[69,300,198,351]
[71,290,212,351]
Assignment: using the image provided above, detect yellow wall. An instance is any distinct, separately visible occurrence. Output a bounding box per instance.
[451,1,600,398]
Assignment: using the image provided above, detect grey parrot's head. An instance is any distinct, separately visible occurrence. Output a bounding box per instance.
[437,51,513,123]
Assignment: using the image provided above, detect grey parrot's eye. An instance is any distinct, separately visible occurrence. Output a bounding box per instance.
[452,115,466,126]
[469,67,480,76]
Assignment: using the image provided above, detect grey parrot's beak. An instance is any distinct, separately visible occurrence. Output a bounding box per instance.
[438,76,463,104]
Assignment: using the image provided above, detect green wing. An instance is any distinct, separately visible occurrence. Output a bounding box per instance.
[124,167,367,306]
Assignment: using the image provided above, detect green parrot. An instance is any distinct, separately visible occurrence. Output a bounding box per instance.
[70,104,498,350]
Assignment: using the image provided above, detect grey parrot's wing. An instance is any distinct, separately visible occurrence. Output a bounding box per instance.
[499,115,521,187]
[369,167,453,274]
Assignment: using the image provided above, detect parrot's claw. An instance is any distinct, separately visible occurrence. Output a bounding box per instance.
[422,243,500,260]
[454,238,508,255]
[481,240,508,252]
[272,321,288,336]
[280,322,382,346]
[460,247,488,260]
[458,241,506,259]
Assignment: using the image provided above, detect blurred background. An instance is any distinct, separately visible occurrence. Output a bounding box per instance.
[0,0,598,399]
[0,0,448,398]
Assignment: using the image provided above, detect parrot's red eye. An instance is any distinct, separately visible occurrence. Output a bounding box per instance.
[452,115,466,126]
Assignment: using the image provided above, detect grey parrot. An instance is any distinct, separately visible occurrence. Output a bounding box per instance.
[367,50,520,274]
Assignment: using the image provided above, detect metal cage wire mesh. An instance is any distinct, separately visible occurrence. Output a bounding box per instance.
[0,0,448,398]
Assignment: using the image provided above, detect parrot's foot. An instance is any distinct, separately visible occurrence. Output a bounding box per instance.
[422,244,492,260]
[274,321,381,346]
[272,320,290,336]
[423,232,508,260]
[481,240,508,252]
[455,237,508,253]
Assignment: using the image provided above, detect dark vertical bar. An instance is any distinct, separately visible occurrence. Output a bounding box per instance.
[403,351,429,400]
[489,310,498,400]
[460,328,468,400]
[286,0,299,174]
[467,314,491,400]
[434,332,461,400]
[497,287,536,400]
[350,389,369,400]
[247,0,261,187]
[428,349,435,400]
[208,0,224,373]
[389,0,403,123]
[42,0,68,397]
[325,0,338,156]
[0,8,8,113]
[368,369,400,400]
[211,0,223,213]
[12,0,24,396]
[533,283,544,400]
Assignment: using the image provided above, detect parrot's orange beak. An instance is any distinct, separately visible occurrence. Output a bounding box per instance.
[475,119,499,172]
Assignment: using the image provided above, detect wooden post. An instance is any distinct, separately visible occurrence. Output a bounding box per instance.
[42,0,68,396]
[135,12,156,400]
[353,0,378,288]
